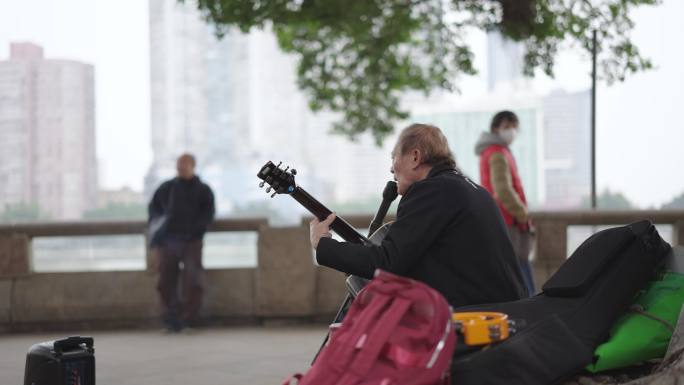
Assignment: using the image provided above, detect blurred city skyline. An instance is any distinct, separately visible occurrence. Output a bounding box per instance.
[0,0,683,211]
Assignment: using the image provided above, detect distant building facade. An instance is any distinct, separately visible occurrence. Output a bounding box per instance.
[0,42,97,219]
[147,0,393,217]
[542,89,591,208]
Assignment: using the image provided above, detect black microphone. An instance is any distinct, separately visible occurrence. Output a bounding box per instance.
[368,181,398,236]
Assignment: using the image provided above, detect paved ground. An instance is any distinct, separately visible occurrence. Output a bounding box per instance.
[0,326,327,385]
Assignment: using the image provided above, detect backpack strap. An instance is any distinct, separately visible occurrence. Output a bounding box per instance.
[326,292,394,375]
[337,296,413,385]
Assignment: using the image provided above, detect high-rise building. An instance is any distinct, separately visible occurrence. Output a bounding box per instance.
[412,93,545,207]
[415,91,592,210]
[147,0,310,212]
[542,89,591,208]
[487,31,529,92]
[0,46,35,210]
[485,32,592,209]
[0,42,97,220]
[147,0,392,216]
[147,0,211,189]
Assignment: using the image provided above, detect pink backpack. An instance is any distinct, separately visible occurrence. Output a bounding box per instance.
[284,270,456,385]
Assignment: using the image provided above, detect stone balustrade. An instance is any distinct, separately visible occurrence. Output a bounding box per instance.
[0,210,682,332]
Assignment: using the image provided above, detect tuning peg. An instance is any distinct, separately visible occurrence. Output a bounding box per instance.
[266,187,272,193]
[291,169,297,175]
[271,192,277,198]
[276,161,282,168]
[259,181,265,188]
[284,166,289,172]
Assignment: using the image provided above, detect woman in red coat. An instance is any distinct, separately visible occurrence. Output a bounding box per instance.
[475,111,535,295]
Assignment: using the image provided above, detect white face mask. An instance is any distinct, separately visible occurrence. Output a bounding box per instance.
[499,129,517,145]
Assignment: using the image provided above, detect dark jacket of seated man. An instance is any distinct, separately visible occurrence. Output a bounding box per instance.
[311,124,528,308]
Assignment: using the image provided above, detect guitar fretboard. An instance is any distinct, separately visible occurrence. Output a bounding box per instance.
[291,187,370,245]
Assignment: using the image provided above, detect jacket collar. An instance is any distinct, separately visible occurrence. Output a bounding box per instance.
[427,161,456,179]
[174,175,200,184]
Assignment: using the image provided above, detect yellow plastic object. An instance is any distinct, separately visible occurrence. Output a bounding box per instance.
[452,312,510,346]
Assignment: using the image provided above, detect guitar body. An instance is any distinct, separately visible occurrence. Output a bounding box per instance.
[345,222,392,296]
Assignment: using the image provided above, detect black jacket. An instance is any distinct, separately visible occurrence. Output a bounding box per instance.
[316,164,528,307]
[148,176,215,245]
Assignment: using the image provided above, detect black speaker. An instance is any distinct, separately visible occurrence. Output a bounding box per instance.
[23,336,95,385]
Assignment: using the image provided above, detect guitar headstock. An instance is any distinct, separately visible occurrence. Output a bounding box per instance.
[257,161,297,198]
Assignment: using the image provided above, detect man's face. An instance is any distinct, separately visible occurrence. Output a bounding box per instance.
[495,120,519,145]
[176,156,195,179]
[391,148,421,196]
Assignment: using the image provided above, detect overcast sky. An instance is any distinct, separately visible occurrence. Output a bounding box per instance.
[0,0,682,208]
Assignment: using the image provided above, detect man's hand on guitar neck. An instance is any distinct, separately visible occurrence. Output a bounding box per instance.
[310,213,336,249]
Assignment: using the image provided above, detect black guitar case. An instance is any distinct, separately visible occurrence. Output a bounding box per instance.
[450,220,672,385]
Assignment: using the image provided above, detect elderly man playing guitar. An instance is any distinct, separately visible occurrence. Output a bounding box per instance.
[310,123,527,307]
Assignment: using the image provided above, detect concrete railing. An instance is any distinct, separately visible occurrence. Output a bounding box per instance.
[529,210,684,285]
[0,218,347,332]
[0,210,683,332]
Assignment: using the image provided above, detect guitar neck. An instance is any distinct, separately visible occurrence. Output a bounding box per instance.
[290,187,370,245]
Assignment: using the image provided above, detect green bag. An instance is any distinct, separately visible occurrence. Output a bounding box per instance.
[587,271,684,373]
